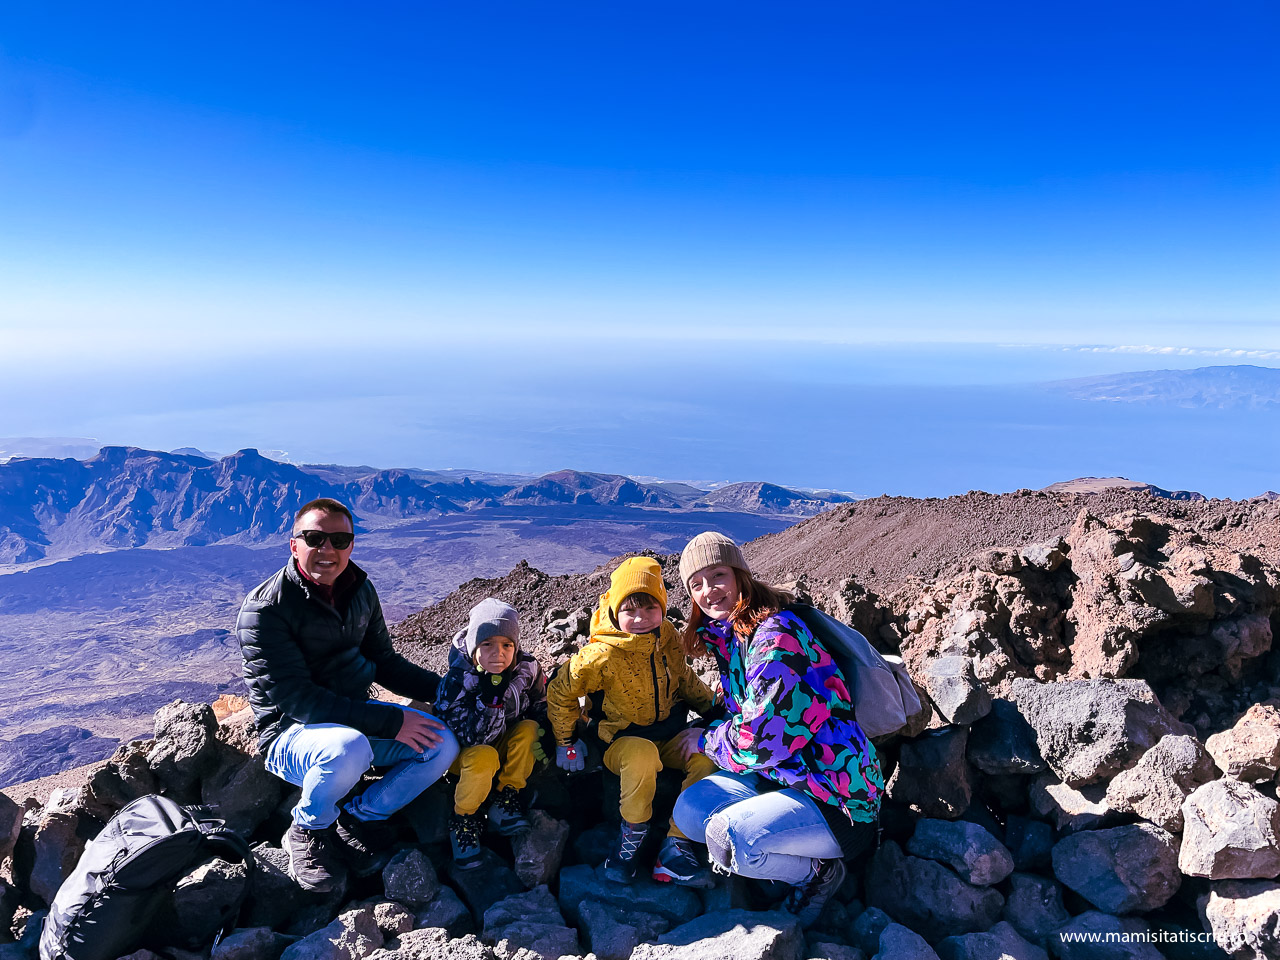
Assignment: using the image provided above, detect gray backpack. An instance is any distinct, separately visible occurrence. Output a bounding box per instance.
[791,604,923,740]
[40,794,254,960]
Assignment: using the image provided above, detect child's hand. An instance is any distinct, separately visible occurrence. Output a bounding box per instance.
[556,740,586,773]
[478,671,511,707]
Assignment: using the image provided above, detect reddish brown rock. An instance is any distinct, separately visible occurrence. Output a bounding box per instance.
[1205,702,1280,784]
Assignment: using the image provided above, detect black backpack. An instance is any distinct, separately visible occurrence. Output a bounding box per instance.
[40,794,255,960]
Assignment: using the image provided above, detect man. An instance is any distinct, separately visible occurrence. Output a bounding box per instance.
[237,497,458,891]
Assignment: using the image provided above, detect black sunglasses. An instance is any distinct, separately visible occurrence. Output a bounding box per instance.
[292,530,355,550]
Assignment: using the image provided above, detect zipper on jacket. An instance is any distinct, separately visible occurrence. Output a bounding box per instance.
[649,649,660,724]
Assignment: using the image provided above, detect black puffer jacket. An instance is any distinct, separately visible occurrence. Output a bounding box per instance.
[237,559,441,750]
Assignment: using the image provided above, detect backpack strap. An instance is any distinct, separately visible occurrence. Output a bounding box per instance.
[196,822,256,947]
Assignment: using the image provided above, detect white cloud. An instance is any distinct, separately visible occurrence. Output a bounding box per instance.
[1011,343,1280,362]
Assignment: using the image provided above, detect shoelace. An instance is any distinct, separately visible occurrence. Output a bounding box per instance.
[618,827,646,860]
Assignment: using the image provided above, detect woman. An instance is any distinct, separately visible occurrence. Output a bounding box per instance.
[672,531,884,926]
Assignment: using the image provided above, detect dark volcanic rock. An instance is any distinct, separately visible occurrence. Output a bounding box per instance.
[865,841,1005,943]
[1051,823,1181,914]
[886,728,974,819]
[1007,678,1189,787]
[630,909,803,960]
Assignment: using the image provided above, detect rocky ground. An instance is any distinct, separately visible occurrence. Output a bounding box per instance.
[3,488,1280,958]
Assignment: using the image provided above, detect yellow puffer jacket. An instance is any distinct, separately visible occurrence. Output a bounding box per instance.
[547,609,717,746]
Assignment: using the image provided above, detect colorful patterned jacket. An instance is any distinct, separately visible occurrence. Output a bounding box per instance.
[436,638,546,749]
[699,609,884,824]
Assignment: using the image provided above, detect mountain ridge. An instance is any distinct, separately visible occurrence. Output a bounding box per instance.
[0,446,855,564]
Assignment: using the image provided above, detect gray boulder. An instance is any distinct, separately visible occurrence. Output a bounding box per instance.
[1051,823,1181,914]
[849,906,893,956]
[806,937,865,960]
[202,751,285,838]
[242,844,347,932]
[368,929,493,960]
[557,863,702,926]
[481,884,580,960]
[1000,873,1070,947]
[1179,778,1280,879]
[872,924,940,960]
[211,927,295,960]
[886,728,974,819]
[921,657,992,726]
[907,819,1015,886]
[865,841,1004,943]
[371,902,413,938]
[510,810,570,889]
[279,906,383,960]
[28,808,100,905]
[1007,678,1189,786]
[630,910,804,960]
[1046,912,1165,959]
[577,899,672,960]
[1105,734,1219,832]
[0,794,21,865]
[148,700,221,800]
[1004,817,1054,872]
[382,847,440,907]
[158,857,251,946]
[447,848,524,920]
[967,699,1047,777]
[86,740,157,811]
[935,921,1048,960]
[1199,879,1280,960]
[1030,774,1124,833]
[413,886,474,936]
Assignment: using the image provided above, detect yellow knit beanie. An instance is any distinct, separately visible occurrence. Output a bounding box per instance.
[604,556,668,622]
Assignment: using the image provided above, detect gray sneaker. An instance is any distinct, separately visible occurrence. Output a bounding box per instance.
[283,823,344,893]
[652,835,714,888]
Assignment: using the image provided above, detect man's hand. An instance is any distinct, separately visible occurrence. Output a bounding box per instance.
[556,740,587,773]
[394,709,447,752]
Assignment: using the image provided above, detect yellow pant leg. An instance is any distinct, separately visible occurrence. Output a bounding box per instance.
[450,744,500,816]
[657,727,717,838]
[603,736,662,825]
[495,719,541,793]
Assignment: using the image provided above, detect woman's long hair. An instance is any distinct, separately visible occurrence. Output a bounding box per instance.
[681,568,795,657]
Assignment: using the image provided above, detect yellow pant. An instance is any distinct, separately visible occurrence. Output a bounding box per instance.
[450,719,540,816]
[602,727,717,838]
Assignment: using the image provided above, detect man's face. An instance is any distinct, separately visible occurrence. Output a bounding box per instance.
[290,509,354,586]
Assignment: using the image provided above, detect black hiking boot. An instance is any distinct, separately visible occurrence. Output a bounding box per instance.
[783,857,846,928]
[602,819,649,884]
[283,822,345,893]
[335,809,396,877]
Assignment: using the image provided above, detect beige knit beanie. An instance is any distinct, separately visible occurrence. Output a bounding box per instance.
[679,531,750,588]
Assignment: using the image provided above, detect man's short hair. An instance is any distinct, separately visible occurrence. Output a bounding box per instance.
[294,498,354,532]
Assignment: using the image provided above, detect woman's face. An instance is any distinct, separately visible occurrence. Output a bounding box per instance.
[688,565,742,622]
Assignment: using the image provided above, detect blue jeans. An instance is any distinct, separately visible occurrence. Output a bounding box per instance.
[264,702,460,829]
[672,770,842,884]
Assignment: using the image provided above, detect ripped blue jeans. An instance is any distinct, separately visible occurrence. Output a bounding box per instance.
[672,770,844,884]
[264,702,460,829]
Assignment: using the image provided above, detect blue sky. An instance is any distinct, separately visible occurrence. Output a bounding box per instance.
[1,2,1276,369]
[0,4,1277,495]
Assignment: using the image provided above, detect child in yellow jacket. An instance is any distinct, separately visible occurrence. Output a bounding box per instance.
[546,556,718,886]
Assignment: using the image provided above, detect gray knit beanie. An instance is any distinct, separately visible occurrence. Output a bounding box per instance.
[679,531,750,588]
[463,598,521,657]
